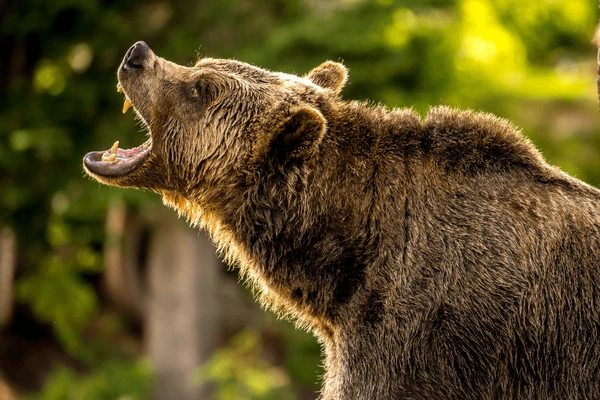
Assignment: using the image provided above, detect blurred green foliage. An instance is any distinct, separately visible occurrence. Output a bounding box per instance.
[193,329,296,400]
[23,358,154,400]
[1,0,598,398]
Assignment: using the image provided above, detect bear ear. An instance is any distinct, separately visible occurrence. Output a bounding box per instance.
[270,107,326,164]
[306,61,348,95]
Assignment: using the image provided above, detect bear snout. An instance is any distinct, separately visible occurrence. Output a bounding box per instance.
[121,41,151,71]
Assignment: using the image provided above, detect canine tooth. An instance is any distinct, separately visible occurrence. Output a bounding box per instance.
[123,99,133,113]
[117,83,122,93]
[105,153,116,162]
[110,141,119,154]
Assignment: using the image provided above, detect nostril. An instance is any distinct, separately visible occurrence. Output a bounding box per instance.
[125,41,149,69]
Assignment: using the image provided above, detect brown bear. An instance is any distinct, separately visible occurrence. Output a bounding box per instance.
[84,41,600,399]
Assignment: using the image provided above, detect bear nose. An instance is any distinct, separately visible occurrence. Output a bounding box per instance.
[124,41,149,69]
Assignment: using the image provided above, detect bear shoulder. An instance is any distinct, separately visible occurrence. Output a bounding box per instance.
[328,103,586,194]
[380,105,549,178]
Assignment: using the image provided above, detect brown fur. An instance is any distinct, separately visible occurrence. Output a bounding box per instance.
[85,42,600,399]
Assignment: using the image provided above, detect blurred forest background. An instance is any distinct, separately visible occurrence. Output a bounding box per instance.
[0,0,599,399]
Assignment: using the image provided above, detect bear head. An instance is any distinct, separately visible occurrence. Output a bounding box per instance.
[83,41,348,206]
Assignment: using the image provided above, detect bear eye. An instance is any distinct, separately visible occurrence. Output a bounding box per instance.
[190,87,199,97]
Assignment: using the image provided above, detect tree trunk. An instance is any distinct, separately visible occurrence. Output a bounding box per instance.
[103,199,146,320]
[145,210,221,400]
[0,227,15,328]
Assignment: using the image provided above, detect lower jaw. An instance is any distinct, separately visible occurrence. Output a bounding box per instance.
[84,139,152,177]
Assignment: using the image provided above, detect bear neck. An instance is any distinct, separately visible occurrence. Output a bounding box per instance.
[189,102,420,338]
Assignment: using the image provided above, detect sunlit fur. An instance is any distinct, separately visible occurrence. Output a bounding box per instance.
[86,45,600,400]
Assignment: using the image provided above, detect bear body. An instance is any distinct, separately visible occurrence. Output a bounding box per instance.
[84,42,600,399]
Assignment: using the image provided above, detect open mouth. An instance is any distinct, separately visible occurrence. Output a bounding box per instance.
[83,83,152,177]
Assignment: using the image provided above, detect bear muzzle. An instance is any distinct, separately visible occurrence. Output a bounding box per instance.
[83,42,157,179]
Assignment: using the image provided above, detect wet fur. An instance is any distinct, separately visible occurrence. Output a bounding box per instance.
[87,49,600,399]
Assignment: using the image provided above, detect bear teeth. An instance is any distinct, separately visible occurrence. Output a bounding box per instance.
[118,83,133,113]
[123,98,133,114]
[102,153,116,162]
[101,141,119,163]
